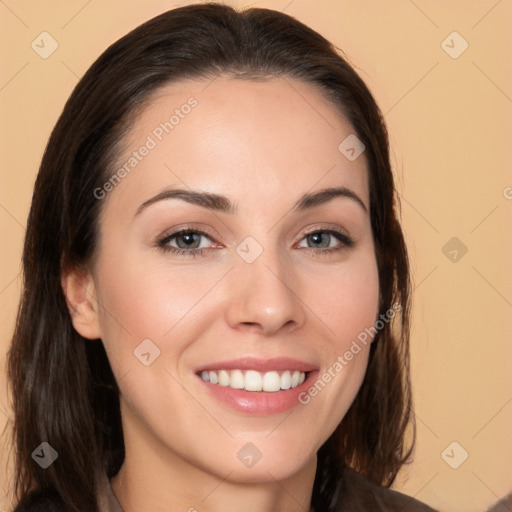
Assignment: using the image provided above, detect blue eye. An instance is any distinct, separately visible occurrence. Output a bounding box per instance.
[157,227,354,258]
[299,229,354,253]
[158,229,214,257]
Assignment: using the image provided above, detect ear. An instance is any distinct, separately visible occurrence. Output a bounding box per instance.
[61,265,102,340]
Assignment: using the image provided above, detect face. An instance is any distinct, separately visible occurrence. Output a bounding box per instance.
[76,76,379,484]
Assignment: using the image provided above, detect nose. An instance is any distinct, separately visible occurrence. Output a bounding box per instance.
[224,248,307,336]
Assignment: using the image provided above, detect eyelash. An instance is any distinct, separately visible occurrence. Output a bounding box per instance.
[157,226,354,258]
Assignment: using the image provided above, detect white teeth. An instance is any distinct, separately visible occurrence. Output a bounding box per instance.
[218,370,230,386]
[230,369,245,389]
[262,371,281,392]
[200,369,308,392]
[280,370,291,390]
[245,370,262,391]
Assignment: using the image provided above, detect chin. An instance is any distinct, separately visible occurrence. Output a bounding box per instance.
[200,444,317,485]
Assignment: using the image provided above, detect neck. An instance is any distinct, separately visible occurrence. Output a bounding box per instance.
[112,454,316,512]
[112,465,315,512]
[111,406,317,512]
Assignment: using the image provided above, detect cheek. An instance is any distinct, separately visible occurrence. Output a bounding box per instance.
[93,251,227,368]
[295,249,379,432]
[306,251,380,348]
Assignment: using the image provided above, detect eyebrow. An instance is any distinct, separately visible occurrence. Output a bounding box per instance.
[135,185,368,217]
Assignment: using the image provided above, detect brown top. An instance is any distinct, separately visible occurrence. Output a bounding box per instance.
[486,493,512,512]
[104,468,438,512]
[105,478,124,512]
[14,469,438,511]
[336,467,437,511]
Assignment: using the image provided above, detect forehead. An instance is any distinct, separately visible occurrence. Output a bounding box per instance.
[104,75,369,217]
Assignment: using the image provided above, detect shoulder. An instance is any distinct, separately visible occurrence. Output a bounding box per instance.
[487,493,512,512]
[12,488,67,512]
[336,467,438,512]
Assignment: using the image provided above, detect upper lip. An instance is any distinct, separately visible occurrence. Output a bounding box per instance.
[195,357,318,374]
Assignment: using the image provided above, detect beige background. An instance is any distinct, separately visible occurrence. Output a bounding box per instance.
[1,1,511,511]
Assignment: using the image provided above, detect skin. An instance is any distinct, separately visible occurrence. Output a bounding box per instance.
[63,76,380,512]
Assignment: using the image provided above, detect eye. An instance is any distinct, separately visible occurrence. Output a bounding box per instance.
[157,228,217,256]
[156,226,354,258]
[297,229,354,253]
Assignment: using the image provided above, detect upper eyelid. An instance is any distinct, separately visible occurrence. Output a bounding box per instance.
[301,223,350,236]
[295,224,352,245]
[158,225,217,243]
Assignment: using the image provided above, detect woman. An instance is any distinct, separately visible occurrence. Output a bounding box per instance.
[7,3,436,511]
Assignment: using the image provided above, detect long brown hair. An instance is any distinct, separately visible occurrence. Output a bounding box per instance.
[8,3,413,511]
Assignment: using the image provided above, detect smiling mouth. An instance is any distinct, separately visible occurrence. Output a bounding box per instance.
[199,369,308,392]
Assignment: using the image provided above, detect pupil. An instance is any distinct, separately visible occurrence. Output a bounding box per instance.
[310,232,328,248]
[178,232,199,248]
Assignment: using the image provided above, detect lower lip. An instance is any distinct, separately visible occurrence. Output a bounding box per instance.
[196,371,318,416]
